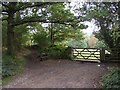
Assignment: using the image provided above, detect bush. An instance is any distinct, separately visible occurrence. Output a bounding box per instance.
[94,40,108,49]
[61,46,72,59]
[33,31,50,49]
[47,45,72,59]
[102,68,120,88]
[2,55,25,79]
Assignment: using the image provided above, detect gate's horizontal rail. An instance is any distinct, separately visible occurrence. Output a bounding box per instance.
[73,57,100,59]
[72,48,101,49]
[73,52,100,55]
[74,59,100,63]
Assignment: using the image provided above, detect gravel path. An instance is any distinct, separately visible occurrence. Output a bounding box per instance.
[3,50,118,88]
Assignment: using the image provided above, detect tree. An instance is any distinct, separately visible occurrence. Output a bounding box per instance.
[2,21,7,48]
[2,2,83,56]
[81,2,120,54]
[94,40,108,49]
[14,24,30,50]
[48,23,85,46]
[33,30,50,49]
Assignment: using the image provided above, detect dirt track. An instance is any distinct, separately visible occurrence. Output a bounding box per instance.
[3,50,119,88]
[3,58,112,88]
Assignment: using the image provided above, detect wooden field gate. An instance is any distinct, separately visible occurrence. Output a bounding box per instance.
[72,48,105,63]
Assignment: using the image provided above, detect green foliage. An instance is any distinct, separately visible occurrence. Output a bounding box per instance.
[48,23,86,47]
[2,21,7,47]
[47,45,71,59]
[2,55,25,79]
[66,31,87,48]
[102,68,120,88]
[14,24,30,49]
[2,20,31,50]
[86,2,120,50]
[2,2,87,56]
[48,46,62,59]
[94,40,108,49]
[33,30,50,49]
[49,3,75,21]
[67,39,88,48]
[63,46,72,59]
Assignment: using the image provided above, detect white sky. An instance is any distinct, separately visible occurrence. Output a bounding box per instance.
[82,21,100,36]
[70,0,100,36]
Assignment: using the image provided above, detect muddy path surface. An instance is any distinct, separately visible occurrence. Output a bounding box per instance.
[3,50,119,88]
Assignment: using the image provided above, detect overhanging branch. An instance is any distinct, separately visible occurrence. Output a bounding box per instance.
[15,2,60,12]
[14,16,75,27]
[14,19,74,26]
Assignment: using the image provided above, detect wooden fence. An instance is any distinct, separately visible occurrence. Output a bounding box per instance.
[104,48,120,61]
[72,48,101,62]
[72,48,120,62]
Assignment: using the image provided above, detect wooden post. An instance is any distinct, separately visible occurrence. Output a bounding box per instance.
[70,47,73,60]
[100,48,105,62]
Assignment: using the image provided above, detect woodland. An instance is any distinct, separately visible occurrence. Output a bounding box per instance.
[1,2,120,88]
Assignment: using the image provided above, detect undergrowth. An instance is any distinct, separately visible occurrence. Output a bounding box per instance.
[102,68,120,89]
[2,55,26,84]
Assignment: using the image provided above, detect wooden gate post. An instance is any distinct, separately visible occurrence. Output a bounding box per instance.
[100,48,105,62]
[70,47,74,60]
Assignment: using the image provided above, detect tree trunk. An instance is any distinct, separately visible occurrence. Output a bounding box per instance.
[7,12,15,56]
[50,24,54,47]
